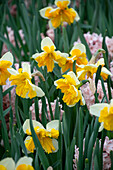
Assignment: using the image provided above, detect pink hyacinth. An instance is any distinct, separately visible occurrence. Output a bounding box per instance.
[110,61,113,81]
[2,27,25,58]
[73,136,113,170]
[105,36,113,60]
[46,29,54,42]
[81,80,113,110]
[30,98,64,121]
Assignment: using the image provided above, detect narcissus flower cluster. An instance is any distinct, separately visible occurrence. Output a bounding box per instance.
[77,58,112,81]
[40,0,80,29]
[32,37,68,72]
[23,119,59,154]
[60,43,88,73]
[54,71,85,107]
[8,63,45,99]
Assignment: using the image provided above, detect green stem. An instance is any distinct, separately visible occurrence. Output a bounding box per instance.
[0,86,10,154]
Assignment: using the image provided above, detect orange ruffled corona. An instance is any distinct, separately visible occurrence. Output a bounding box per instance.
[40,0,80,28]
[8,63,45,99]
[77,58,112,81]
[32,37,68,72]
[61,43,88,73]
[54,71,85,107]
[23,120,59,154]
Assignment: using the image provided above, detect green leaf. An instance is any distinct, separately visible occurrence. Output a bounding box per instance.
[30,116,49,170]
[3,86,14,97]
[2,106,11,118]
[62,27,69,53]
[16,132,27,156]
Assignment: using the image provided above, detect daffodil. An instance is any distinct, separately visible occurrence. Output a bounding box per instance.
[40,0,80,29]
[77,58,112,81]
[0,52,13,85]
[90,99,113,131]
[7,63,45,99]
[0,156,34,170]
[23,119,59,154]
[54,71,85,107]
[61,43,88,73]
[32,37,68,72]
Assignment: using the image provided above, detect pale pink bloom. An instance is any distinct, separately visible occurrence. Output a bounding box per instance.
[97,80,113,103]
[73,136,113,170]
[46,29,54,42]
[40,33,45,40]
[103,136,113,170]
[110,61,113,81]
[81,80,113,110]
[105,36,113,60]
[80,82,95,109]
[2,27,25,58]
[30,98,64,121]
[73,145,79,170]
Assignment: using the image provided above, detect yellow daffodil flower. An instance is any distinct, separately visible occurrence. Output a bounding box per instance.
[61,43,88,73]
[32,37,68,72]
[7,63,45,99]
[0,156,34,170]
[40,0,80,28]
[54,71,85,107]
[0,52,13,85]
[90,99,113,131]
[23,119,59,154]
[77,58,112,81]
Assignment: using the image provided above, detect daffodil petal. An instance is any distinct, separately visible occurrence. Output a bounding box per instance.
[74,11,80,21]
[110,99,113,107]
[23,63,31,78]
[41,37,56,51]
[15,156,33,169]
[23,119,44,134]
[54,80,58,86]
[40,7,53,19]
[96,58,105,66]
[46,120,59,131]
[89,103,109,117]
[0,158,15,170]
[7,68,18,75]
[48,20,55,29]
[28,81,45,97]
[32,52,45,59]
[52,139,58,152]
[55,0,70,6]
[101,67,112,76]
[70,43,86,55]
[98,122,104,132]
[0,52,13,65]
[67,71,80,85]
[55,51,69,58]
